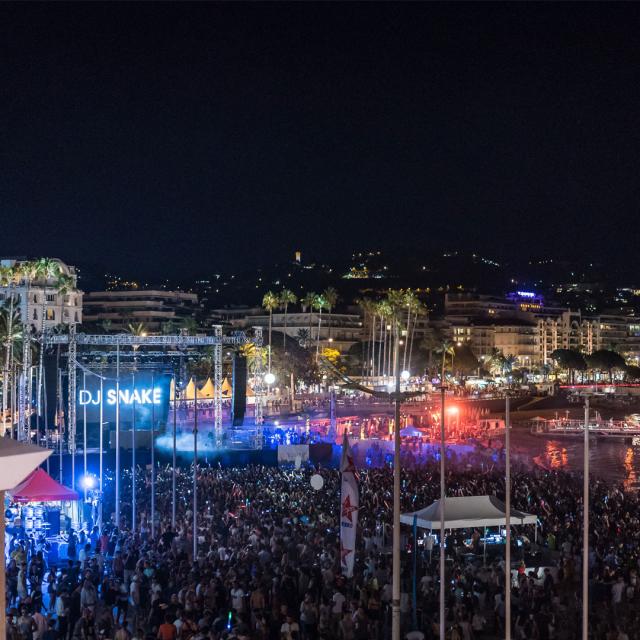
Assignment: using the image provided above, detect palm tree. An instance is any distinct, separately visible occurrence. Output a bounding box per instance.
[127,322,147,337]
[402,290,419,371]
[313,293,328,359]
[501,354,518,376]
[323,287,339,340]
[375,300,391,378]
[486,348,505,377]
[0,265,19,424]
[406,299,425,375]
[180,317,199,336]
[262,291,279,373]
[34,260,64,420]
[436,339,456,383]
[100,319,113,334]
[16,260,39,439]
[356,298,375,380]
[301,292,317,343]
[383,289,407,379]
[161,320,176,335]
[279,289,297,352]
[127,322,147,371]
[0,302,23,432]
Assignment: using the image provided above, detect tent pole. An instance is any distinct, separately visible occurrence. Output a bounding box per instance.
[439,384,446,640]
[483,527,487,566]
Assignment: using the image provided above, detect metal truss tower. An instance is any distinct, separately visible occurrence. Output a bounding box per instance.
[67,324,77,456]
[213,325,223,448]
[253,327,265,447]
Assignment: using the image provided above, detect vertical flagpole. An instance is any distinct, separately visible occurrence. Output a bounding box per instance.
[505,394,511,640]
[172,373,177,529]
[193,379,198,558]
[583,397,589,640]
[439,384,446,640]
[0,490,5,640]
[83,371,87,502]
[115,344,120,529]
[58,369,63,483]
[44,369,49,474]
[131,372,136,532]
[99,376,103,528]
[151,372,155,539]
[391,322,401,640]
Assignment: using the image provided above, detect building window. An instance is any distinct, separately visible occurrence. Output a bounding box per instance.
[46,309,55,321]
[46,294,55,302]
[33,294,38,304]
[33,309,37,320]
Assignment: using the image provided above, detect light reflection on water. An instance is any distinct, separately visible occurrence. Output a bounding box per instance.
[512,431,640,489]
[544,441,568,469]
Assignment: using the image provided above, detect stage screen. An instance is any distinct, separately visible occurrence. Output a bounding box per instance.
[77,372,171,429]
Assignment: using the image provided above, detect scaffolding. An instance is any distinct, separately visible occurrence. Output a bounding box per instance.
[40,329,262,454]
[252,327,265,448]
[213,325,223,448]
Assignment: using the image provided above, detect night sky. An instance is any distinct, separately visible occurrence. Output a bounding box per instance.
[4,3,640,279]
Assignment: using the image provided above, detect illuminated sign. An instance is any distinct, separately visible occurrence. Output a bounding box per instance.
[77,372,171,429]
[516,291,535,298]
[78,387,162,406]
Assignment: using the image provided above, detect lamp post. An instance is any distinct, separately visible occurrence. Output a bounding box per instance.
[172,373,177,529]
[439,384,446,640]
[505,393,511,640]
[583,396,589,640]
[391,323,401,640]
[115,343,120,529]
[131,372,136,532]
[82,371,87,504]
[99,376,103,528]
[151,372,155,539]
[193,379,198,559]
[316,318,422,640]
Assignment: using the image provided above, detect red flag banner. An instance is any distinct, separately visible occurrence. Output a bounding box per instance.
[340,432,358,578]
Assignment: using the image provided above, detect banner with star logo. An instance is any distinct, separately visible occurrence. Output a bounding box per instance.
[340,431,358,578]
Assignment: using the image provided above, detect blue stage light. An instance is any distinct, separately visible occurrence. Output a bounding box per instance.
[80,474,96,490]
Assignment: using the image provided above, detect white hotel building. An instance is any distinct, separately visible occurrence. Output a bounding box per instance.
[0,258,83,330]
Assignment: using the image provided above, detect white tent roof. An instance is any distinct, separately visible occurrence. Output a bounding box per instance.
[400,426,424,437]
[0,438,51,491]
[400,495,538,530]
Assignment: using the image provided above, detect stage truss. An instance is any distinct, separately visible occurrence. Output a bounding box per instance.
[18,327,266,453]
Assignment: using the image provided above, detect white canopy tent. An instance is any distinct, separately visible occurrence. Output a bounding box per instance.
[401,495,537,530]
[0,439,51,639]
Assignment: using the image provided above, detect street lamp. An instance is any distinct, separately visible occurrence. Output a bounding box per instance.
[400,370,410,382]
[264,372,276,385]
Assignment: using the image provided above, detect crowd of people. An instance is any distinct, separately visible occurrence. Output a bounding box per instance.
[6,448,640,640]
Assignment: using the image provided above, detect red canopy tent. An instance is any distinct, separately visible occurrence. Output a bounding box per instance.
[10,468,78,503]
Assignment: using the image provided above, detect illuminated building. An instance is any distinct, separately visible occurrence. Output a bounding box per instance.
[445,291,640,365]
[83,289,199,332]
[0,258,82,330]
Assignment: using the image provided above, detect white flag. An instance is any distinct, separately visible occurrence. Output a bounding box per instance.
[340,432,359,578]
